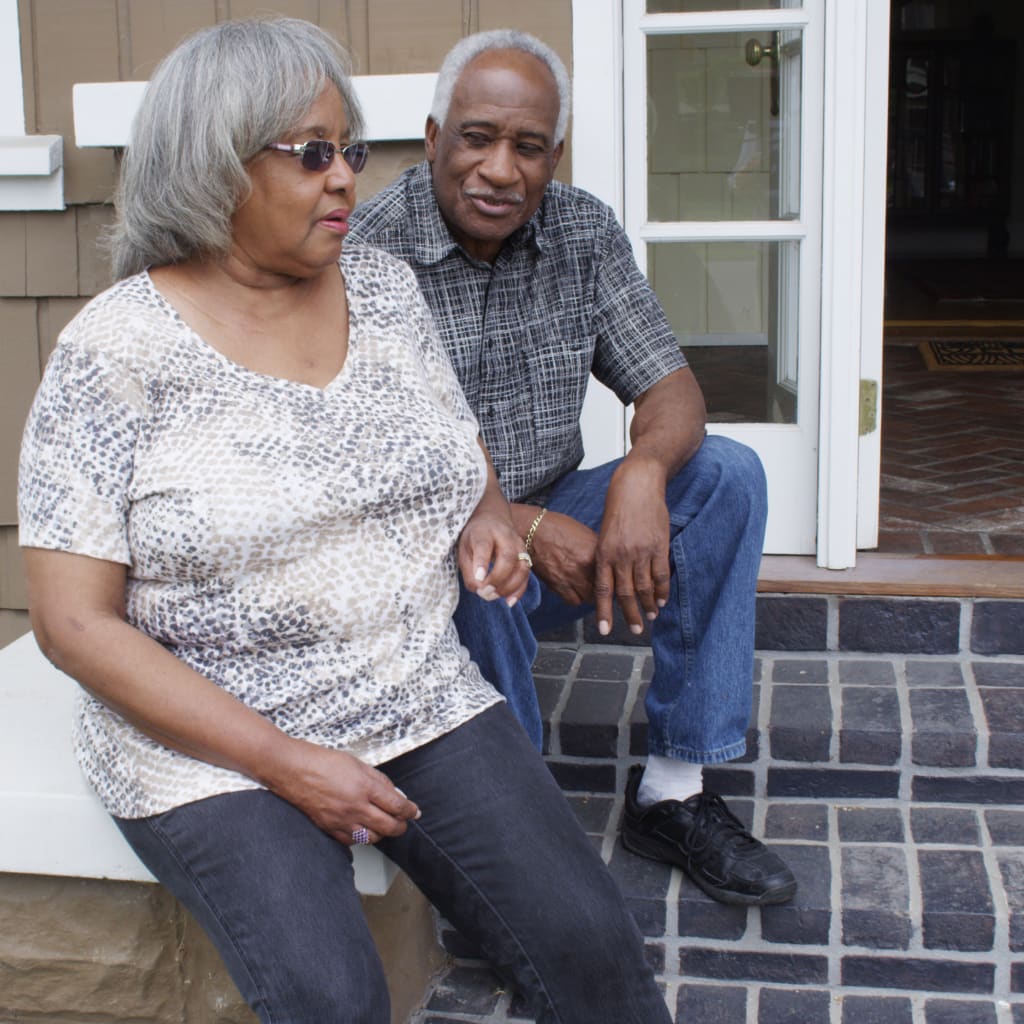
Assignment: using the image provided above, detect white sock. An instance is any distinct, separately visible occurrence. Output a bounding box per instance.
[636,756,703,807]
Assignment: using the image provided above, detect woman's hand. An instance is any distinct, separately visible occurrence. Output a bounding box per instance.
[267,739,420,846]
[458,510,532,606]
[458,440,532,606]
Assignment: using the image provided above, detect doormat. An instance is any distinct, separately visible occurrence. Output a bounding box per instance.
[918,339,1024,371]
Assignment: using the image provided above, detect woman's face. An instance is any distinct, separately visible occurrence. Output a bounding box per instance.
[229,83,356,282]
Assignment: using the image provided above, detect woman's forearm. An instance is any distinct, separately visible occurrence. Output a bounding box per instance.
[471,438,517,526]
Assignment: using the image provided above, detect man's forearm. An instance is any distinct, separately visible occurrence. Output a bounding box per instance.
[626,367,707,479]
[510,502,547,539]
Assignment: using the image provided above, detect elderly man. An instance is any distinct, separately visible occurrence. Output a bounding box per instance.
[348,30,796,906]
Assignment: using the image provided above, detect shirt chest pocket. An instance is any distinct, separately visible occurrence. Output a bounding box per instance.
[523,323,594,445]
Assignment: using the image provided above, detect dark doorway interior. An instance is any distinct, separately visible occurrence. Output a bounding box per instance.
[881,0,1024,556]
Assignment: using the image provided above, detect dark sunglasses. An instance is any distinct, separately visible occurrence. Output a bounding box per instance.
[264,139,370,173]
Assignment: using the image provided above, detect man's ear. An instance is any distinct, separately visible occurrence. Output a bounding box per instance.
[551,139,565,172]
[424,117,439,162]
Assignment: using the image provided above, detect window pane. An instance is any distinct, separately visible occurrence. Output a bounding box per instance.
[647,30,802,221]
[647,240,799,423]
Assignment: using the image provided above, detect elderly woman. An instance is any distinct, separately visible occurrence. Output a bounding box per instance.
[18,17,671,1024]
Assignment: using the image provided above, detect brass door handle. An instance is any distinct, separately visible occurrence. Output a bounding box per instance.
[745,37,777,68]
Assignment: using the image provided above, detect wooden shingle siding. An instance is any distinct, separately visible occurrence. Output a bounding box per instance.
[1,0,572,641]
[25,209,78,295]
[76,204,116,296]
[0,213,27,295]
[0,299,39,525]
[0,530,27,608]
[121,1,226,79]
[28,0,120,204]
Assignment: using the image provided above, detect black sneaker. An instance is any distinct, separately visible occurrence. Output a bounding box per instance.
[621,763,797,906]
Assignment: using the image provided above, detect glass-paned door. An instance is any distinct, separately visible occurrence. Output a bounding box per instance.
[623,0,823,553]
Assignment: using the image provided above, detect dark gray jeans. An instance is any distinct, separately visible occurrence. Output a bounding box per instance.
[116,704,671,1024]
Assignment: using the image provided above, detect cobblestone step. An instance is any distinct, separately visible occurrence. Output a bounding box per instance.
[409,624,1024,1024]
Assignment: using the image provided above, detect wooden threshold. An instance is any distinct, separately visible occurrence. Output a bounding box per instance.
[758,553,1024,599]
[884,318,1024,328]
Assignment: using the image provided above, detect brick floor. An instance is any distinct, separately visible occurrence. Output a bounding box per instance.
[878,342,1024,556]
[408,621,1024,1023]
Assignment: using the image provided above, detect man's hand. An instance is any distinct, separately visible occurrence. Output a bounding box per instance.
[524,509,600,606]
[523,489,669,633]
[593,456,672,636]
[586,367,704,635]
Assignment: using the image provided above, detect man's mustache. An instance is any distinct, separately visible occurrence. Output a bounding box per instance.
[464,188,525,206]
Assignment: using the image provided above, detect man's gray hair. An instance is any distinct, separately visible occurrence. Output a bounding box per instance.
[109,17,364,280]
[429,30,571,144]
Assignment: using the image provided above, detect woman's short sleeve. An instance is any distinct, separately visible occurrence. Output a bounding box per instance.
[18,338,143,565]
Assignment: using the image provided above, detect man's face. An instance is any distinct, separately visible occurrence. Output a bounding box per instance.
[425,49,564,264]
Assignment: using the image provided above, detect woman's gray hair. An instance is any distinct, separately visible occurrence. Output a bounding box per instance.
[430,30,570,144]
[109,17,364,280]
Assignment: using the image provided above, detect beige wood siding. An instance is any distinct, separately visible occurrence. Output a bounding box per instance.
[1,0,573,638]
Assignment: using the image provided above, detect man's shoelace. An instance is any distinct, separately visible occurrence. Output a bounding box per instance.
[687,792,761,853]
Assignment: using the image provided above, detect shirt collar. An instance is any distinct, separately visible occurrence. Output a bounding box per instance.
[406,161,544,267]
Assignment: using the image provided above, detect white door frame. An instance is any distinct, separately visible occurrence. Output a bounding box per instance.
[819,0,890,566]
[572,0,890,568]
[571,0,629,469]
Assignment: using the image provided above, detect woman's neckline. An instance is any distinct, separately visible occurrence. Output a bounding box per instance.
[143,259,353,393]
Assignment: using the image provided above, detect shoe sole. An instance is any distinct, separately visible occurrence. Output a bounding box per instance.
[621,829,798,907]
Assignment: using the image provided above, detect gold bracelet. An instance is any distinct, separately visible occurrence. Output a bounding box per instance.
[524,508,547,554]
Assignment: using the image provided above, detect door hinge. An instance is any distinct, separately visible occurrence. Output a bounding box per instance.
[859,379,878,436]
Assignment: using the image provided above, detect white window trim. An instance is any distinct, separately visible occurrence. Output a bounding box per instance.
[73,73,439,148]
[0,0,64,210]
[0,0,25,135]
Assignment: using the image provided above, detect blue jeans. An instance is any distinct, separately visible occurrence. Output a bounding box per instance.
[455,435,767,762]
[116,705,670,1024]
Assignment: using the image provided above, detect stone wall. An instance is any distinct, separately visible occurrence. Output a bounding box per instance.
[0,871,443,1023]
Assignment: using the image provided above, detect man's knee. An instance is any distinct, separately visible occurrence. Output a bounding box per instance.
[696,434,765,485]
[669,434,767,521]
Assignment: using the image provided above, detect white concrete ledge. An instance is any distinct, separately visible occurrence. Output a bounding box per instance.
[0,134,64,210]
[0,134,62,175]
[0,631,397,894]
[352,72,435,140]
[73,73,435,148]
[72,82,148,148]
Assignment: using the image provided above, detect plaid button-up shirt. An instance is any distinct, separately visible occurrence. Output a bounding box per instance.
[349,162,687,504]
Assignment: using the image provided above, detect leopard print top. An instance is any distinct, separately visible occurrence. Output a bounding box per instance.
[19,246,502,818]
